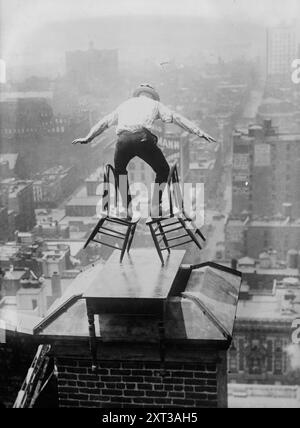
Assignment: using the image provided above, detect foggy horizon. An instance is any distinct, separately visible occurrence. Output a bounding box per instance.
[1,0,299,80]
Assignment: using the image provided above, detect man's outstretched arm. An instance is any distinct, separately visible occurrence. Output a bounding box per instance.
[72,110,118,145]
[158,103,216,143]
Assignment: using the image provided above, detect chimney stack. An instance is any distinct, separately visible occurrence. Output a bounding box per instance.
[51,272,62,298]
[231,259,238,270]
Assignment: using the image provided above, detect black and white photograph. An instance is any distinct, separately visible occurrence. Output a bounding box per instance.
[0,0,300,411]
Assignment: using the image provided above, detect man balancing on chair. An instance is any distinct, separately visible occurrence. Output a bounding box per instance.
[72,83,216,218]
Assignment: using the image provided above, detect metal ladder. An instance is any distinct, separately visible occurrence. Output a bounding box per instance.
[13,344,52,408]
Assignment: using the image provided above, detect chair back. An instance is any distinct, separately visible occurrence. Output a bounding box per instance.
[102,164,119,214]
[167,163,184,216]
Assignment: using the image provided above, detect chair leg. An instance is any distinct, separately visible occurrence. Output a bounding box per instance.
[195,228,206,242]
[148,223,164,266]
[84,217,106,249]
[127,224,137,253]
[158,223,171,254]
[120,225,132,263]
[178,218,202,251]
[191,221,206,242]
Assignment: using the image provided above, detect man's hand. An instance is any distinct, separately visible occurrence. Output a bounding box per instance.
[72,137,89,145]
[200,132,217,144]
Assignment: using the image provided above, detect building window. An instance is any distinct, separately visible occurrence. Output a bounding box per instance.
[267,340,273,372]
[32,299,38,310]
[274,339,283,375]
[229,342,238,374]
[238,338,245,372]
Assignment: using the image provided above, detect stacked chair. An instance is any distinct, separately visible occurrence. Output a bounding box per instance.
[146,164,206,265]
[84,163,205,265]
[84,164,140,262]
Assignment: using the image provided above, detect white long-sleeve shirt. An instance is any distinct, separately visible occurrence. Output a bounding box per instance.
[88,95,208,140]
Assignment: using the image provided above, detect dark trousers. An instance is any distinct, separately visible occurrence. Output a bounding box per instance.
[114,129,170,215]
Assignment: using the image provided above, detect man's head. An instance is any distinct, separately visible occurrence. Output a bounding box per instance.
[133,83,160,101]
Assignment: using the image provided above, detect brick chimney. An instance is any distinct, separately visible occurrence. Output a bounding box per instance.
[34,250,242,408]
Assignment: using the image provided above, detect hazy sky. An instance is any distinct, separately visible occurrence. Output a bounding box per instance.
[0,0,299,76]
[1,0,300,25]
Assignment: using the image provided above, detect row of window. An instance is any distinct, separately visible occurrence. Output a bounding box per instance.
[228,337,289,376]
[1,126,65,134]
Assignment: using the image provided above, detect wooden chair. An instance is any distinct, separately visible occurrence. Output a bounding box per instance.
[84,164,140,262]
[146,164,206,265]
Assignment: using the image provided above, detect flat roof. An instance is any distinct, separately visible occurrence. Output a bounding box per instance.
[0,154,18,170]
[236,289,300,321]
[34,252,242,344]
[84,249,185,300]
[239,266,299,276]
[59,216,98,225]
[67,196,100,206]
[266,134,300,142]
[0,300,42,335]
[45,241,85,257]
[227,217,300,228]
[0,244,20,260]
[4,270,26,280]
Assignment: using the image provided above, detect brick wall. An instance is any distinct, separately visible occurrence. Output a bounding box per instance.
[56,358,220,408]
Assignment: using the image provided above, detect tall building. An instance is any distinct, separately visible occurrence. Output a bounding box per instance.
[232,120,300,219]
[266,25,297,83]
[0,207,9,242]
[0,179,36,232]
[229,273,300,385]
[0,93,93,178]
[33,165,79,208]
[225,215,300,260]
[66,45,118,91]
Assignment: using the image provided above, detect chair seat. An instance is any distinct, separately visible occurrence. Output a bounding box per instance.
[97,210,141,224]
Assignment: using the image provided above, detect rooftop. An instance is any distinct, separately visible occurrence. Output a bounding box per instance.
[85,167,104,182]
[0,179,32,196]
[0,297,42,335]
[266,134,300,143]
[238,265,299,277]
[236,286,300,321]
[66,196,100,207]
[0,243,20,261]
[227,216,300,228]
[44,241,84,257]
[59,216,98,226]
[0,154,19,170]
[34,251,242,345]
